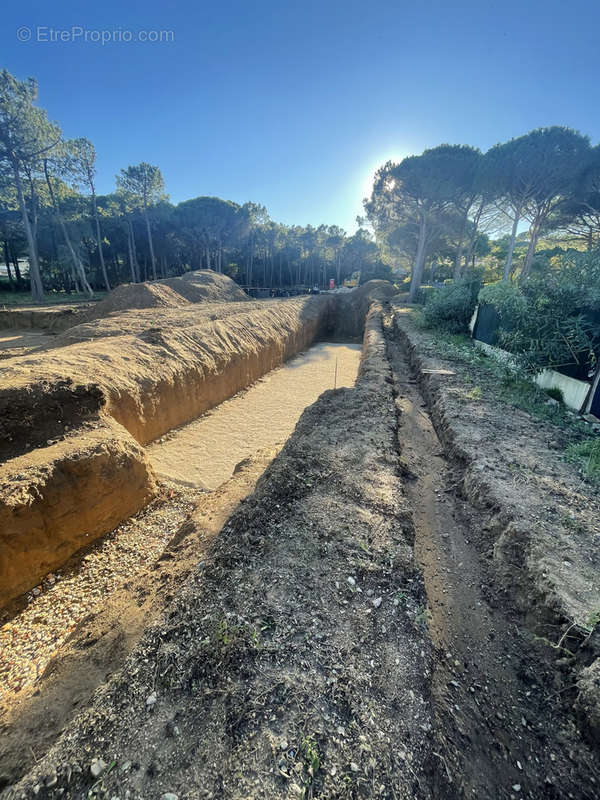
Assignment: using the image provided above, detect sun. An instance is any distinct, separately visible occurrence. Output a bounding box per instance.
[360,152,409,201]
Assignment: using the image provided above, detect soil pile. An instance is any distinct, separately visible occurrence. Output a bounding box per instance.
[84,283,189,318]
[159,270,249,304]
[85,271,248,320]
[333,279,398,339]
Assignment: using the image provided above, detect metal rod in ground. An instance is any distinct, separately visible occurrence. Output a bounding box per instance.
[334,357,338,389]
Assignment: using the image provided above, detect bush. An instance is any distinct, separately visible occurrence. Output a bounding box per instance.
[422,278,481,333]
[478,281,527,319]
[478,271,600,375]
[545,387,564,404]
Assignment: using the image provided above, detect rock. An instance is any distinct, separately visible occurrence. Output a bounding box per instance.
[280,738,289,750]
[372,596,382,608]
[90,757,107,779]
[347,576,356,587]
[350,762,359,772]
[146,690,157,708]
[512,785,521,792]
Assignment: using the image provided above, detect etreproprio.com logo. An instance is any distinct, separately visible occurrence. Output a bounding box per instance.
[16,26,175,44]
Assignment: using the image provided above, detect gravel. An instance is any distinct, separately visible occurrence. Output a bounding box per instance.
[0,483,203,702]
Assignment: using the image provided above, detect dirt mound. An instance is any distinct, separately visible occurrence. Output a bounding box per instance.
[159,270,249,304]
[86,272,248,321]
[0,418,155,606]
[86,283,189,319]
[353,279,398,304]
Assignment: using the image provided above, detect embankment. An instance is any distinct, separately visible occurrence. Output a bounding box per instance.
[393,308,600,745]
[3,303,435,800]
[0,290,339,606]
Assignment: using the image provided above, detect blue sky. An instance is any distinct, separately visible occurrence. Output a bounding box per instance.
[3,0,600,232]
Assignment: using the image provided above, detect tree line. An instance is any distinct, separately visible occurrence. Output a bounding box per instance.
[365,128,600,301]
[0,70,388,301]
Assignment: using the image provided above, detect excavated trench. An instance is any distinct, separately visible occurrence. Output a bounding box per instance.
[0,339,363,789]
[0,290,381,794]
[1,298,599,799]
[148,342,362,489]
[0,295,337,606]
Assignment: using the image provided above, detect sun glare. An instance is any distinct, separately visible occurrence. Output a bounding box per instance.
[360,152,409,201]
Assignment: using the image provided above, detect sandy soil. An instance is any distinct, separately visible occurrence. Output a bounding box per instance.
[148,343,362,489]
[0,330,55,358]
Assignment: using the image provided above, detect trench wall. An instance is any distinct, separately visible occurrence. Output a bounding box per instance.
[106,299,334,445]
[0,419,156,606]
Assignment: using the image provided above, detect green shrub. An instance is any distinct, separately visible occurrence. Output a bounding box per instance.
[545,387,564,404]
[478,281,527,319]
[416,285,437,305]
[422,278,481,333]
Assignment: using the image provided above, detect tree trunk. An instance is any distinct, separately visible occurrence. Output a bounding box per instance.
[521,216,541,281]
[43,160,93,297]
[12,160,44,301]
[10,242,22,283]
[144,208,157,280]
[27,174,40,268]
[408,216,427,303]
[453,210,469,280]
[129,220,140,281]
[126,223,137,282]
[3,241,14,288]
[503,203,522,281]
[92,193,110,291]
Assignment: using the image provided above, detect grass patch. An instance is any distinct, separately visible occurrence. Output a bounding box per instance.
[545,386,565,404]
[407,310,581,430]
[0,290,105,307]
[565,439,600,482]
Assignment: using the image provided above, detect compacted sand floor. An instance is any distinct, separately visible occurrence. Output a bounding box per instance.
[148,342,362,489]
